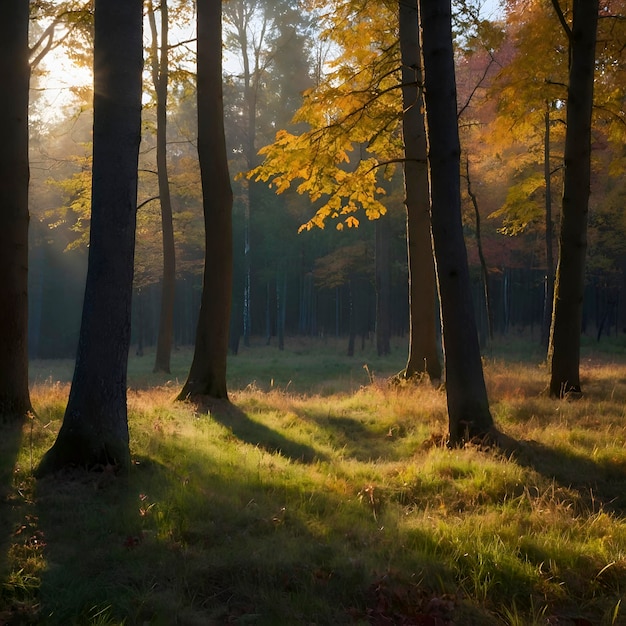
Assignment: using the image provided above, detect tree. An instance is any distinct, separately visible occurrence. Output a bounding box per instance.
[224,0,312,348]
[177,0,233,401]
[36,0,144,474]
[0,0,33,419]
[399,0,441,381]
[418,0,494,443]
[147,0,176,374]
[251,0,442,376]
[548,0,599,398]
[486,1,567,344]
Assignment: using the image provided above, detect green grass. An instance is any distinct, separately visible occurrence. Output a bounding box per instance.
[2,335,626,624]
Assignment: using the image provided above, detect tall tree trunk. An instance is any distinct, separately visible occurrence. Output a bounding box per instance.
[465,157,493,342]
[418,0,493,444]
[548,0,598,398]
[277,269,286,351]
[177,0,233,401]
[400,0,441,382]
[36,0,143,474]
[542,104,555,349]
[265,279,272,345]
[375,217,391,357]
[347,280,356,357]
[0,0,32,418]
[148,0,176,374]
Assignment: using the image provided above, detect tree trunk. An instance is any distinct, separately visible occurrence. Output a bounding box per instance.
[347,279,355,357]
[375,217,391,357]
[465,157,493,342]
[542,104,555,349]
[177,0,233,401]
[400,0,441,382]
[0,0,32,419]
[148,0,176,375]
[265,279,272,345]
[548,0,598,398]
[419,0,493,444]
[277,270,286,351]
[36,0,143,474]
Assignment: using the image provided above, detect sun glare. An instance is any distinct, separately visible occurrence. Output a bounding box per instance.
[32,46,93,125]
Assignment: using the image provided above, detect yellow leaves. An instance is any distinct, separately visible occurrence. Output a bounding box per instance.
[249,114,394,232]
[239,0,402,233]
[489,172,545,236]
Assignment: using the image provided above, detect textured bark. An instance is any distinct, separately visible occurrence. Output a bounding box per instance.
[149,0,176,375]
[0,1,32,419]
[177,0,233,401]
[548,0,598,397]
[419,0,493,443]
[36,0,143,474]
[399,0,441,382]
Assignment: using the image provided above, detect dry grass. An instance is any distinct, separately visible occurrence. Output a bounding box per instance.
[1,337,626,624]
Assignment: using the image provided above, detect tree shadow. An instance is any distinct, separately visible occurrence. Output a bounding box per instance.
[29,453,375,623]
[305,411,407,462]
[0,419,31,623]
[192,397,325,464]
[33,447,492,625]
[507,436,626,516]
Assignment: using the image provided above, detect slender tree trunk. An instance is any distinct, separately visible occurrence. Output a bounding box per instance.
[148,0,176,374]
[347,279,355,357]
[375,217,391,357]
[135,288,145,357]
[36,0,143,474]
[542,104,555,349]
[242,15,256,349]
[177,0,233,401]
[465,157,493,342]
[419,0,493,444]
[0,0,32,418]
[548,0,598,398]
[277,270,286,351]
[265,279,272,345]
[400,0,441,382]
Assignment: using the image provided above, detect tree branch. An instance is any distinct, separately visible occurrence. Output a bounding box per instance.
[550,0,573,40]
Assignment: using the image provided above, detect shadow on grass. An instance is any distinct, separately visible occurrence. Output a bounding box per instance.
[306,411,408,462]
[32,451,462,624]
[513,438,626,515]
[194,398,325,464]
[0,419,32,623]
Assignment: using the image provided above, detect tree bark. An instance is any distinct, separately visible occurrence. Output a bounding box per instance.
[177,0,233,401]
[548,0,598,398]
[542,104,555,349]
[399,0,441,382]
[36,0,143,474]
[465,157,493,342]
[148,0,177,375]
[418,0,493,444]
[0,0,32,419]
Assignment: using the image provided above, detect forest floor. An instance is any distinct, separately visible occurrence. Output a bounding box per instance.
[2,334,626,625]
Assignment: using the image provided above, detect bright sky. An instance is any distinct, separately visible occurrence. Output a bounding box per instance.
[33,0,505,125]
[481,0,504,18]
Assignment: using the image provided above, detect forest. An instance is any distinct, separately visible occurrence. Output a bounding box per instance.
[1,0,626,623]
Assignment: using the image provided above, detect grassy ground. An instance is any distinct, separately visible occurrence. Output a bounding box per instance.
[2,334,626,625]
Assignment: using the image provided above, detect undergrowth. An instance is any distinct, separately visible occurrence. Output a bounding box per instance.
[1,337,625,624]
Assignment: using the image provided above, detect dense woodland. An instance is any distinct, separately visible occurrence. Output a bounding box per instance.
[0,0,623,468]
[25,0,625,361]
[2,1,626,623]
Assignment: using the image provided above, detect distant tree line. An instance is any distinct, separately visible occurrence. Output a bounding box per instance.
[0,0,624,471]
